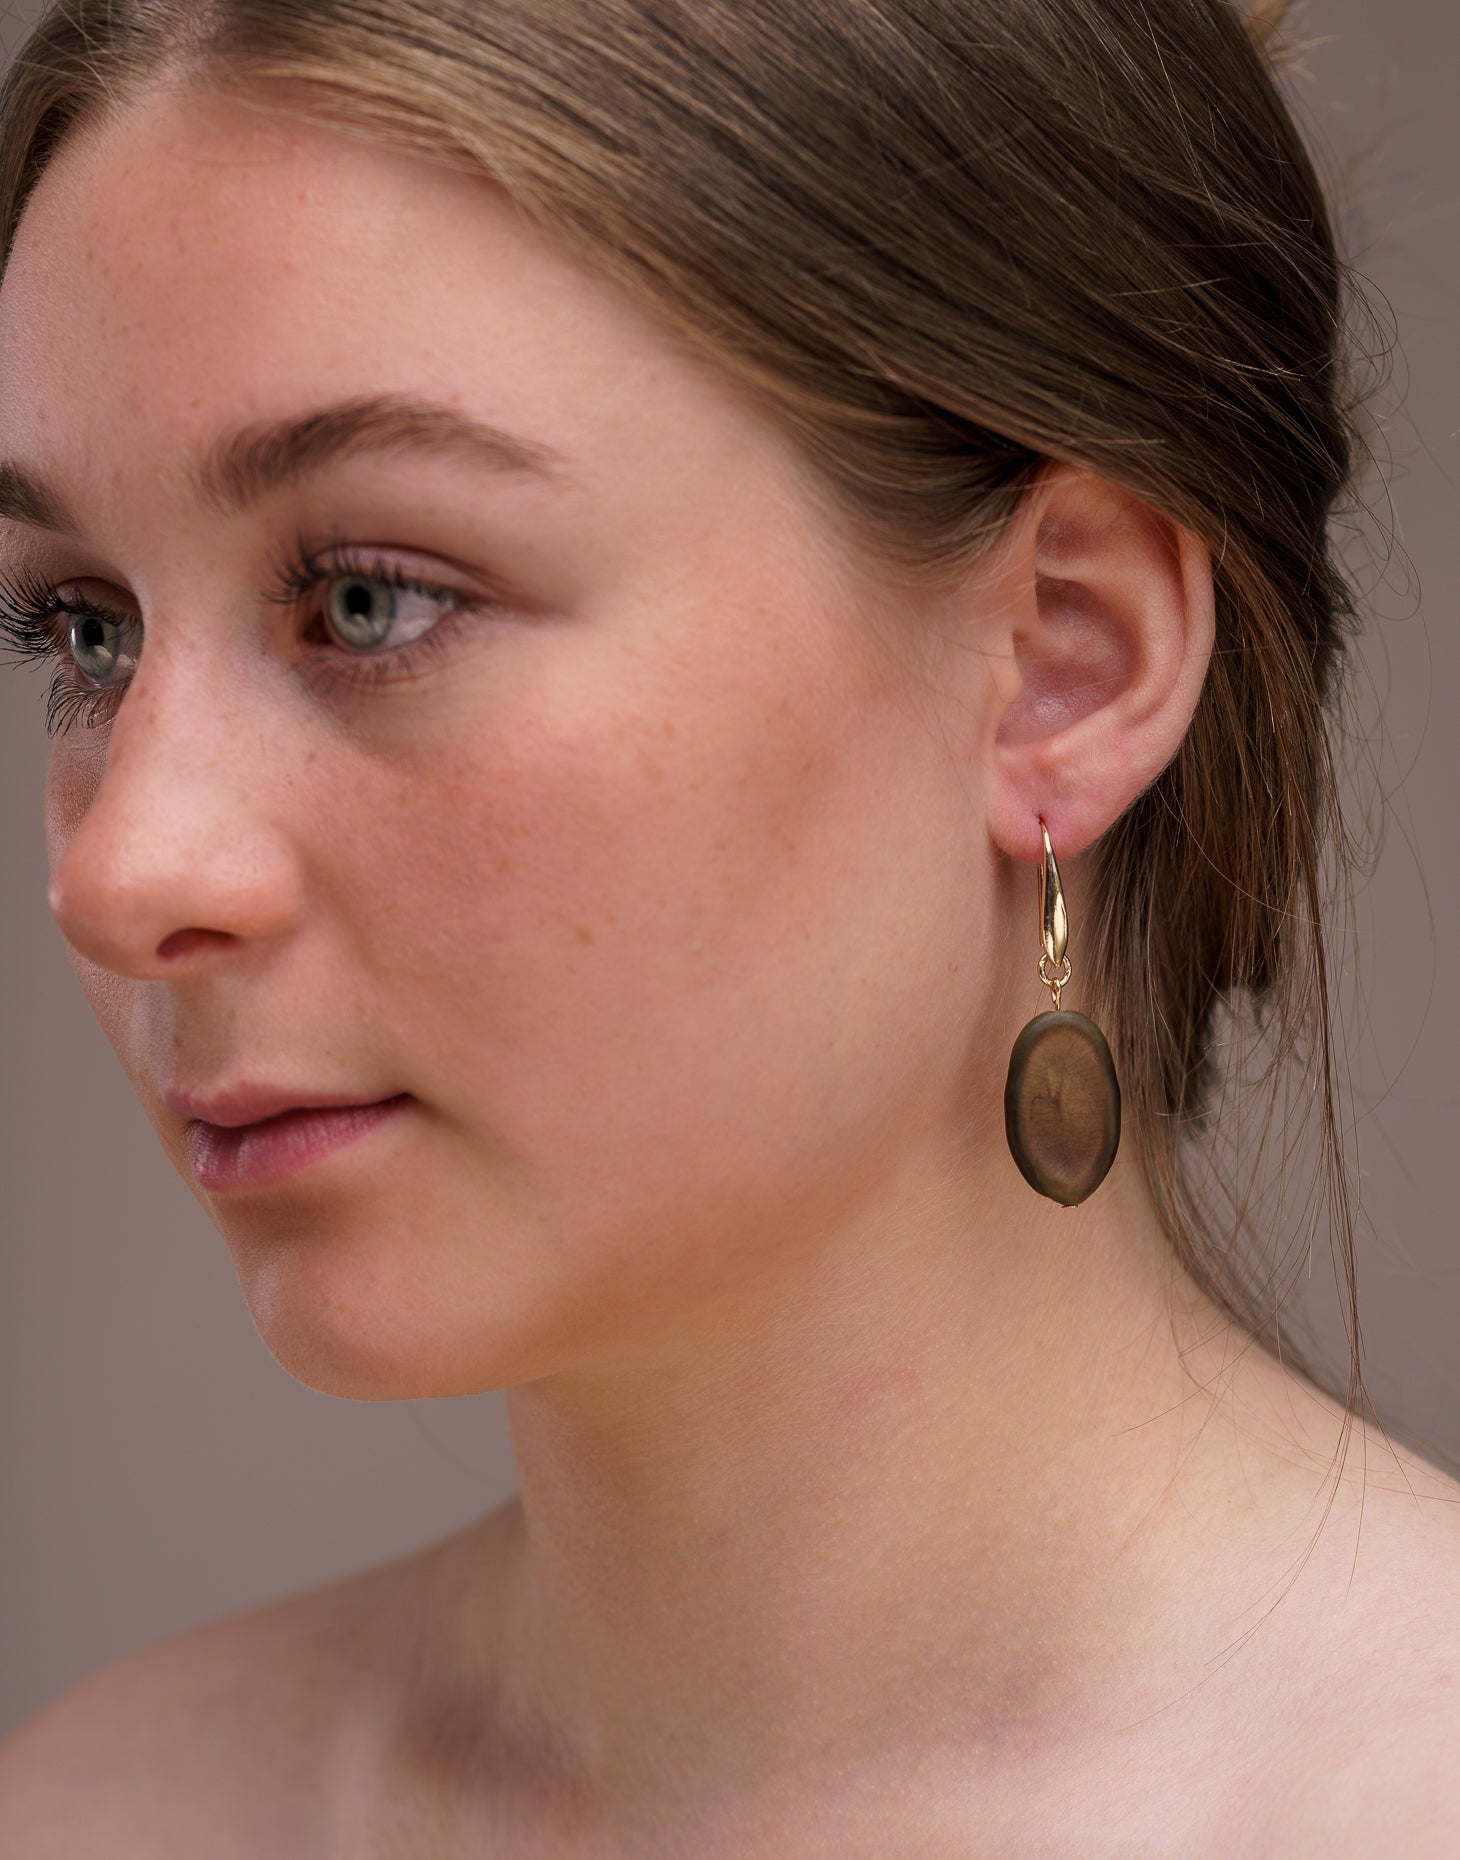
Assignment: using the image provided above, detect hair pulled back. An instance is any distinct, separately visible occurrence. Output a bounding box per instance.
[0,0,1386,1430]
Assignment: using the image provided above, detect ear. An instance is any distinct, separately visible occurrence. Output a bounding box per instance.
[979,462,1216,862]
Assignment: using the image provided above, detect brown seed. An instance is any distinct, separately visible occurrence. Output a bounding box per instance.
[1004,1010,1120,1207]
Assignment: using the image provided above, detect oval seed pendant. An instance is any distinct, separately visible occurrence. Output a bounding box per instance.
[1003,822,1120,1207]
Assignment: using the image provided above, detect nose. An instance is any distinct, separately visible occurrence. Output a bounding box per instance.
[44,654,305,980]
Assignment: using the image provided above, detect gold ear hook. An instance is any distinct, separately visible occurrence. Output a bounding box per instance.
[1037,819,1071,1009]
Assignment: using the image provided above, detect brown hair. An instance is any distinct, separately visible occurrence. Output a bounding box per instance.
[0,2,1419,1464]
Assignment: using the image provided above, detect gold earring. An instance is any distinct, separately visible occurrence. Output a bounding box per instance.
[1003,820,1121,1206]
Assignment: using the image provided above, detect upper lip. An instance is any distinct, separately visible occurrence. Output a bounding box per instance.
[163,1083,404,1130]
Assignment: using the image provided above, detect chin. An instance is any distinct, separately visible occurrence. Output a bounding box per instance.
[222,1222,539,1401]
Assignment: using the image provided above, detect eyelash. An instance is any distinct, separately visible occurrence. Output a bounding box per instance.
[0,530,486,738]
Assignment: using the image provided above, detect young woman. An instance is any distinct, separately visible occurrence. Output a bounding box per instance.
[0,0,1454,1852]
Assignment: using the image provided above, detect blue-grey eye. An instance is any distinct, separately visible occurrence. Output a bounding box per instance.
[68,610,130,683]
[324,573,396,651]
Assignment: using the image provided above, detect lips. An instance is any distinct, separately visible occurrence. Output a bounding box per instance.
[183,1094,416,1192]
[163,1082,407,1130]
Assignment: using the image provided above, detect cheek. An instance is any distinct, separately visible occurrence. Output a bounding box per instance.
[44,745,135,1052]
[343,610,974,1235]
[283,673,903,1380]
[348,671,846,1081]
[287,632,997,1396]
[44,737,98,867]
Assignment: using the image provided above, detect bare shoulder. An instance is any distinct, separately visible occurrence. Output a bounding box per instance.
[1334,1422,1460,1665]
[0,1513,504,1859]
[1259,1426,1460,1854]
[0,1585,364,1859]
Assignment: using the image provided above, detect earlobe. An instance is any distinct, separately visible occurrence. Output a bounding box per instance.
[983,465,1215,862]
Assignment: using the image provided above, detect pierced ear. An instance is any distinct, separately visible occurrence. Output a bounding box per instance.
[982,463,1215,863]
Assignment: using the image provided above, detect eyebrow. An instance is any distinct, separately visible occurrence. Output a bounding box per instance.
[0,392,570,538]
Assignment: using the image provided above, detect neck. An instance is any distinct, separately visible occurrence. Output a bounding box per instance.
[428,1149,1349,1824]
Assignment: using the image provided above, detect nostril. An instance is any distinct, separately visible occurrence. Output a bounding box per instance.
[158,926,233,962]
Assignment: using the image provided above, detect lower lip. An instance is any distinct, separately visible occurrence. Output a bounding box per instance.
[188,1095,415,1192]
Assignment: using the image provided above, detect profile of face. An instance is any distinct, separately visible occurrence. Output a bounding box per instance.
[0,83,1198,1403]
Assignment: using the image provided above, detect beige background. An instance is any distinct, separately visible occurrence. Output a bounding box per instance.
[2,1,1456,1738]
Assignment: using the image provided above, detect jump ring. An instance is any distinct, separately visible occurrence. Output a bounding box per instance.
[1038,953,1071,989]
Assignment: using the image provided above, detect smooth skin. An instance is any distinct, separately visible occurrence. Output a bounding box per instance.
[0,79,1456,1860]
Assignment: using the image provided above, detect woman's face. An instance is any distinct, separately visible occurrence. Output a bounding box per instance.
[0,84,1009,1397]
